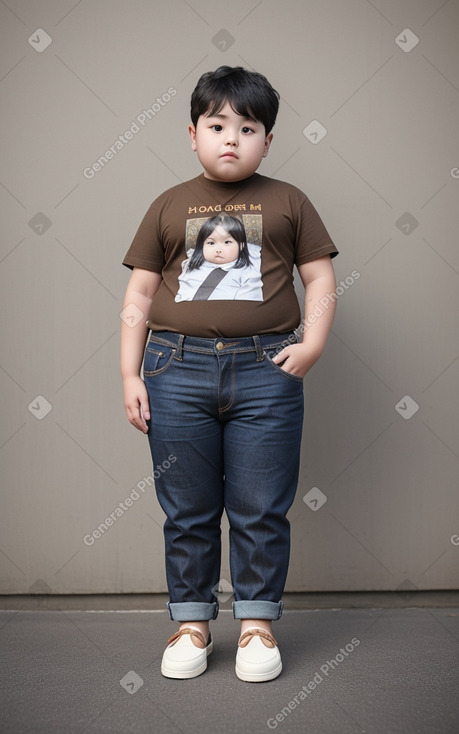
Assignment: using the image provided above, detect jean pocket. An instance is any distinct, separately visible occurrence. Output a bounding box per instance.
[143,344,175,376]
[263,348,304,383]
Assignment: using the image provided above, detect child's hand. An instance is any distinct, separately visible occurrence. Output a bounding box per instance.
[123,375,150,433]
[271,343,320,378]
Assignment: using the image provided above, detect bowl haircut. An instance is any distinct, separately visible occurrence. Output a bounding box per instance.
[190,65,280,135]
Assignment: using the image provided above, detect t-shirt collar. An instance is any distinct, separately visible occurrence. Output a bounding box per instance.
[197,172,260,193]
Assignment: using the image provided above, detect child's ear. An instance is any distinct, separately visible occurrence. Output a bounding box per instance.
[263,132,273,158]
[189,124,197,151]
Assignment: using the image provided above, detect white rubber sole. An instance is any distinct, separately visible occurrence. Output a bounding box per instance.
[161,639,213,679]
[235,660,282,682]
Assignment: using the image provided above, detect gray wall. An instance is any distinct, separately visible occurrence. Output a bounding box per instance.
[1,0,458,596]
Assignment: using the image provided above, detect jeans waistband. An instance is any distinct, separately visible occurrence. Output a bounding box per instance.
[147,330,299,361]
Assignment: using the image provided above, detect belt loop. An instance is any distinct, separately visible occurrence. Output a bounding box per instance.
[253,335,264,362]
[175,334,184,361]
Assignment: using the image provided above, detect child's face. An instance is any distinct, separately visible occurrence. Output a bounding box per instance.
[202,225,240,265]
[189,101,273,182]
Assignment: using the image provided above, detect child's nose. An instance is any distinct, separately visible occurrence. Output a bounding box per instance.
[225,132,237,145]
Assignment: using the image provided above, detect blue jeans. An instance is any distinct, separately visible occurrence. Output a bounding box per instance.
[144,331,304,622]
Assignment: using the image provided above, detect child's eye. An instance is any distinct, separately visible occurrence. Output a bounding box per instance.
[212,125,223,132]
[241,127,254,134]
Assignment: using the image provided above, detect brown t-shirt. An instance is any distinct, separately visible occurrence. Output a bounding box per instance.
[123,172,338,337]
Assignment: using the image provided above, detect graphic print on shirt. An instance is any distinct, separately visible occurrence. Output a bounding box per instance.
[175,213,263,302]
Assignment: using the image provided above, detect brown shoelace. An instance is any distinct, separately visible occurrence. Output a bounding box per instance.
[167,627,209,649]
[238,628,277,648]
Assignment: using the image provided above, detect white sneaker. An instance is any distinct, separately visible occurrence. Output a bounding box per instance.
[161,627,213,679]
[235,627,282,682]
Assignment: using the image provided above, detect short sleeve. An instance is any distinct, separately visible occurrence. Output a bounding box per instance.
[122,200,165,273]
[294,196,338,265]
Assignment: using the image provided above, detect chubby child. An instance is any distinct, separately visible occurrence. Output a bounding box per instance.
[121,65,338,682]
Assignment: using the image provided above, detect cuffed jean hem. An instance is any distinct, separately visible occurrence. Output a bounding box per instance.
[167,601,219,622]
[232,600,284,620]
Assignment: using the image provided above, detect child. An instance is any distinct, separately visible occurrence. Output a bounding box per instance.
[121,65,338,682]
[175,214,263,301]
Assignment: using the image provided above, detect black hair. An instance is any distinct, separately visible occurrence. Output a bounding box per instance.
[188,215,251,271]
[190,66,280,134]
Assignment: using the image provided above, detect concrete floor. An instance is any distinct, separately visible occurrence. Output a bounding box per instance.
[1,606,458,734]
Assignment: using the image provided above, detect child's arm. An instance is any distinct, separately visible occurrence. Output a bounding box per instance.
[272,255,336,377]
[121,267,162,433]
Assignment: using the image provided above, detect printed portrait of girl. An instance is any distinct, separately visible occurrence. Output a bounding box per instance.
[175,214,263,302]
